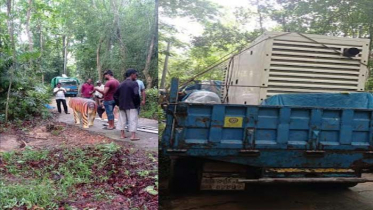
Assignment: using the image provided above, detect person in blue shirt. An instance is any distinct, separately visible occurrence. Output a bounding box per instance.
[136,74,146,114]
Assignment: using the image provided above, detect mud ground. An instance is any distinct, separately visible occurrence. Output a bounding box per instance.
[160,173,373,210]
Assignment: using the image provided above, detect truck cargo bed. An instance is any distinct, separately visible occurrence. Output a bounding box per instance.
[162,79,373,170]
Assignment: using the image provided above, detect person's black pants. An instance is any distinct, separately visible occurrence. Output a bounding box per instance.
[56,99,68,114]
[97,106,105,118]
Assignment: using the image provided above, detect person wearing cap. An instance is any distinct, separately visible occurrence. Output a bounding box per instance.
[94,81,105,120]
[53,83,70,114]
[114,68,140,140]
[95,70,120,130]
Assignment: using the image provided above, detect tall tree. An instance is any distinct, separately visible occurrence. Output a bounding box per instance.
[143,0,158,88]
[5,0,16,123]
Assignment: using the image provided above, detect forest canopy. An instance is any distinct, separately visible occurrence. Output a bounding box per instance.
[159,0,373,89]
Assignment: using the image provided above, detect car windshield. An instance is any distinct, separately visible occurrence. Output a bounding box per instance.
[61,81,77,86]
[60,79,77,86]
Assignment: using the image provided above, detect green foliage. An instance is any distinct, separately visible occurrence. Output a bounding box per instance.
[160,0,221,22]
[0,180,58,209]
[145,185,158,195]
[0,143,157,209]
[140,88,159,119]
[21,147,49,162]
[0,78,52,122]
[0,0,157,123]
[96,142,121,153]
[159,0,259,86]
[64,0,157,86]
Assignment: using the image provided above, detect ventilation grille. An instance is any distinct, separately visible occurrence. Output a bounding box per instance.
[267,39,364,97]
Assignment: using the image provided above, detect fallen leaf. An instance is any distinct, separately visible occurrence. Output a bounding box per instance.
[145,186,158,195]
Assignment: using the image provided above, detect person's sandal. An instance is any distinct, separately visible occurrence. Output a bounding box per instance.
[103,126,115,130]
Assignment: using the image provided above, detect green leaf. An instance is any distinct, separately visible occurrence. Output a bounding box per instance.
[145,185,158,196]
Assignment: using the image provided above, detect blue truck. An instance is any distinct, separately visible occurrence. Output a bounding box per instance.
[51,76,80,97]
[162,78,373,191]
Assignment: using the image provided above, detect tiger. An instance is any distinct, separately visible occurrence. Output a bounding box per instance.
[68,98,97,129]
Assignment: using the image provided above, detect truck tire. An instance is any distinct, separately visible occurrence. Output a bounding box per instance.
[169,158,202,193]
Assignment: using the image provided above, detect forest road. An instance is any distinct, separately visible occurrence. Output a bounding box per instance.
[50,98,158,151]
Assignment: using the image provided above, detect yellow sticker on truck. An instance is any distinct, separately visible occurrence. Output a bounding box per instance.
[224,116,243,128]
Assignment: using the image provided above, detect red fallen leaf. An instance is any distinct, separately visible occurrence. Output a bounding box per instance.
[58,207,65,210]
[108,178,115,184]
[124,190,132,196]
[29,161,40,167]
[112,196,126,203]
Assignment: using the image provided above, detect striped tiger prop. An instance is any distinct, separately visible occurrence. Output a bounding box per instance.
[68,98,97,129]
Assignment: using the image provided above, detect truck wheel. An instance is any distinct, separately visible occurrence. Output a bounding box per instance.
[169,158,202,193]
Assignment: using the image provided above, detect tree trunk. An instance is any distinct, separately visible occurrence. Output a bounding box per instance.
[26,0,33,51]
[62,35,65,75]
[256,0,264,33]
[143,35,155,88]
[142,0,157,88]
[160,41,171,89]
[63,36,68,75]
[38,23,44,84]
[107,37,112,60]
[111,0,126,72]
[97,37,104,81]
[5,0,16,123]
[282,14,287,32]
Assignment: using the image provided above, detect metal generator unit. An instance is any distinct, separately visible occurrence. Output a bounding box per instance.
[223,32,370,105]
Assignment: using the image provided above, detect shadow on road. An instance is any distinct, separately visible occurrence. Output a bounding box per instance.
[160,174,373,210]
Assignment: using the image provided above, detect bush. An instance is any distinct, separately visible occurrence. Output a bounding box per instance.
[0,82,52,123]
[140,88,158,119]
[0,33,53,123]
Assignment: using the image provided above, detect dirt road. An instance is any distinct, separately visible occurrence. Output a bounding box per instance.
[160,173,373,210]
[50,98,158,150]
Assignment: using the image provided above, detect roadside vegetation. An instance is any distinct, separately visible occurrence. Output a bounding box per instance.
[0,143,158,209]
[140,88,159,120]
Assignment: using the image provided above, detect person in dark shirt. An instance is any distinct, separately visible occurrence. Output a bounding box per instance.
[95,70,120,130]
[114,68,140,140]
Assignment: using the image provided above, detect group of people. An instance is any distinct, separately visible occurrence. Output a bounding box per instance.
[53,68,146,141]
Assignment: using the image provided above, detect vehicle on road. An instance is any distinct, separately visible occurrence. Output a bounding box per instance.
[162,32,373,192]
[51,76,80,97]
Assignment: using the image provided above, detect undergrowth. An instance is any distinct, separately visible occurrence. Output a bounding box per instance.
[0,143,158,209]
[140,88,159,119]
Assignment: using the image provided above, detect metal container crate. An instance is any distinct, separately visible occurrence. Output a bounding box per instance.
[222,32,370,105]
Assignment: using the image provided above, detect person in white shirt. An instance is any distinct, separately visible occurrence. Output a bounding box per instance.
[94,81,105,120]
[94,81,105,99]
[53,83,70,114]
